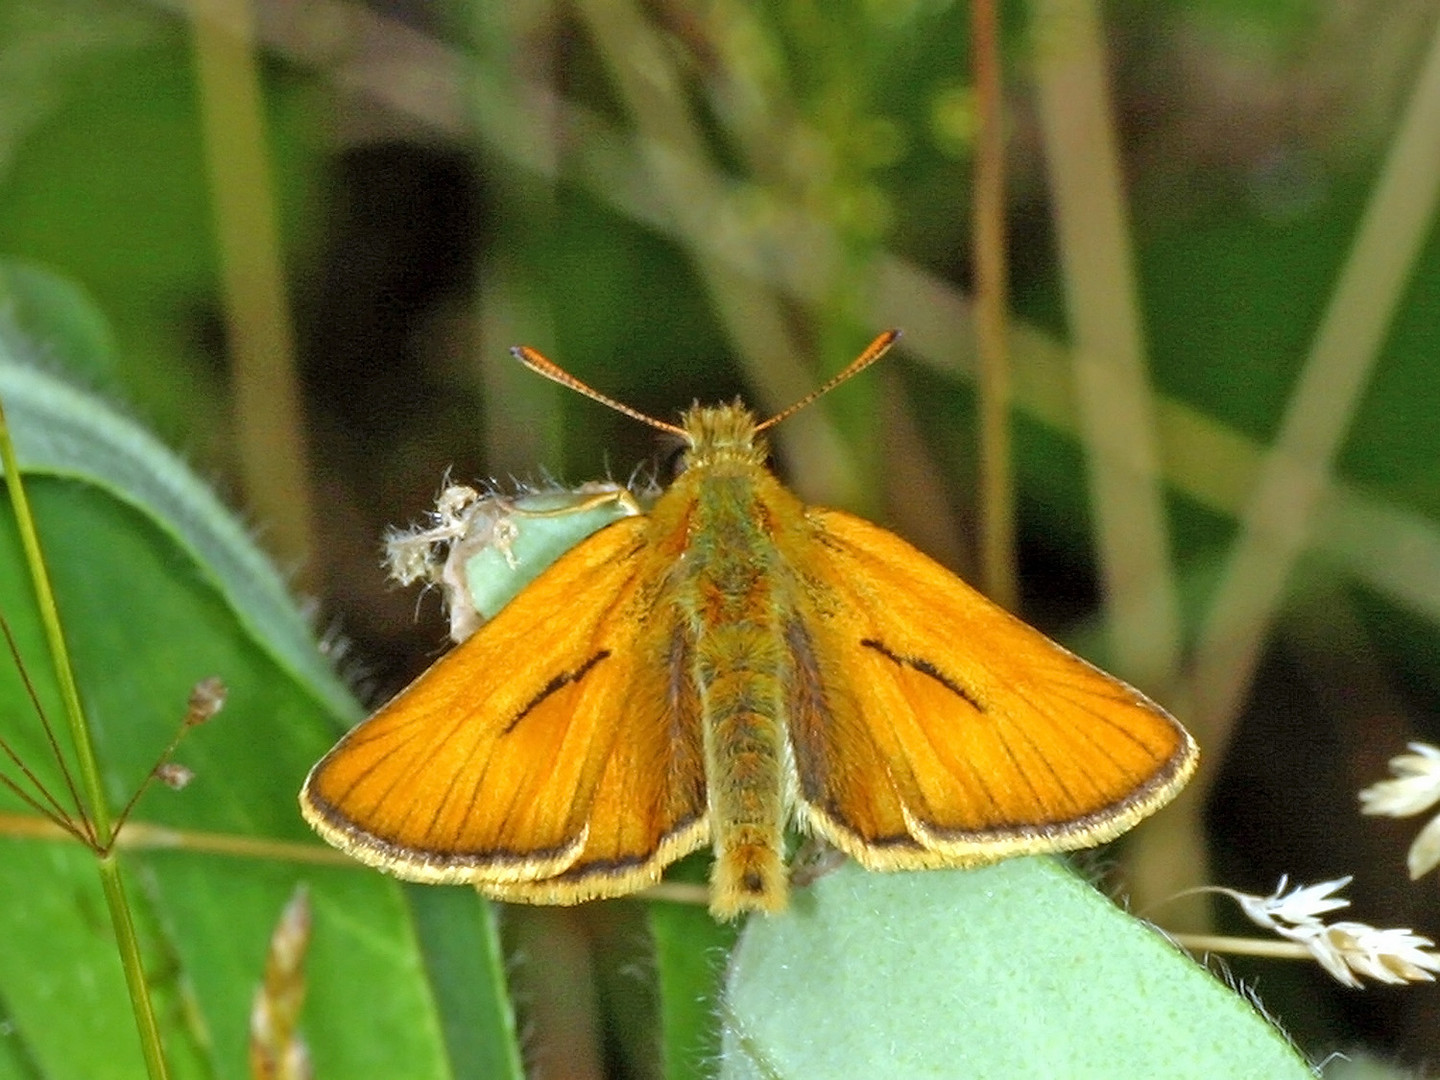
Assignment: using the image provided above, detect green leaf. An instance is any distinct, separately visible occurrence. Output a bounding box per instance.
[0,274,521,1078]
[0,343,354,724]
[0,261,116,384]
[651,898,739,1080]
[720,858,1313,1079]
[458,486,645,621]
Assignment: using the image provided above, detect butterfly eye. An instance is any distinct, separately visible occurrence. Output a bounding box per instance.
[661,440,688,478]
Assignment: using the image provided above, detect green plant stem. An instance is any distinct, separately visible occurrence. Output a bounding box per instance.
[0,412,112,844]
[0,397,170,1077]
[99,855,171,1079]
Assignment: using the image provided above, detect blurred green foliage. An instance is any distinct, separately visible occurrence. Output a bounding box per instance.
[4,0,1440,1076]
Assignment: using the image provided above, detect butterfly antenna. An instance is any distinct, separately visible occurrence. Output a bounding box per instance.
[511,345,687,438]
[755,329,901,432]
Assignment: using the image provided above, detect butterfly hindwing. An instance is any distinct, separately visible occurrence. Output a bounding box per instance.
[783,508,1198,868]
[484,616,710,903]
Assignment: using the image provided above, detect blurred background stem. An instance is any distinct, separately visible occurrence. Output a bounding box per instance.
[1187,10,1440,770]
[1029,0,1194,916]
[188,0,316,589]
[971,0,1017,613]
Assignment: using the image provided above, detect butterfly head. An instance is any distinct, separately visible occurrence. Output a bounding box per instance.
[678,403,769,471]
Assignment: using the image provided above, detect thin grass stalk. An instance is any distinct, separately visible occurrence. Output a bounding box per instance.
[188,0,316,588]
[972,0,1017,611]
[0,399,170,1077]
[1028,0,1181,694]
[1027,0,1193,916]
[467,2,565,479]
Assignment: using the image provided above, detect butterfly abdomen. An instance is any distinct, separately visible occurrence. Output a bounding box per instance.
[681,466,794,916]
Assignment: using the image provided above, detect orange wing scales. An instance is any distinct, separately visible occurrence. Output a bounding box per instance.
[504,650,611,734]
[783,508,1198,869]
[301,516,710,894]
[859,639,987,712]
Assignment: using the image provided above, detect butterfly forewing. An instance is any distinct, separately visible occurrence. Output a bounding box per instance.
[302,514,706,889]
[783,508,1198,867]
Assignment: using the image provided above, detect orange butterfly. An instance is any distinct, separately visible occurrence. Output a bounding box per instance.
[300,331,1198,918]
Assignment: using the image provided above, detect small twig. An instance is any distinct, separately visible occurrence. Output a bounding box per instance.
[108,678,228,845]
[0,812,359,866]
[1169,934,1313,961]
